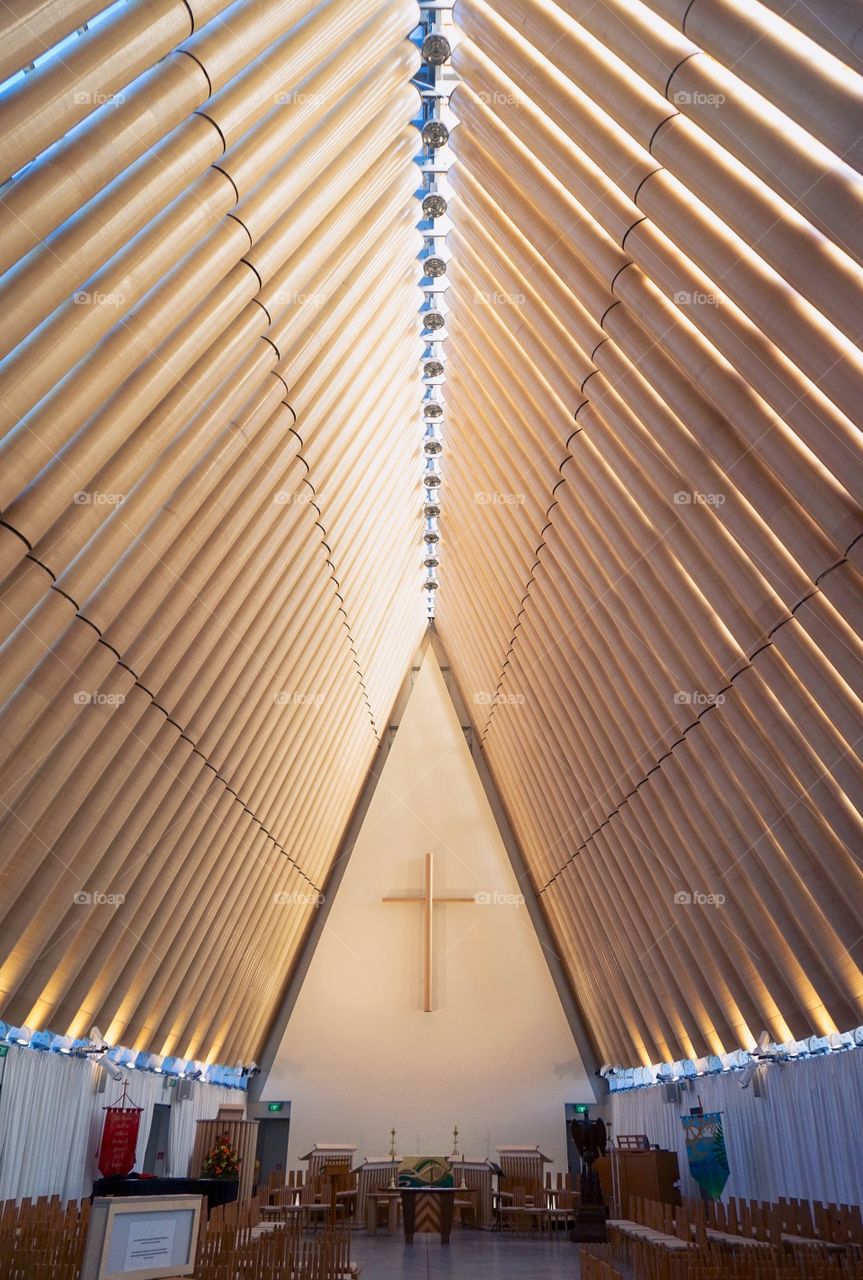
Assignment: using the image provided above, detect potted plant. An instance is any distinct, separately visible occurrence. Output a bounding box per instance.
[202,1133,241,1180]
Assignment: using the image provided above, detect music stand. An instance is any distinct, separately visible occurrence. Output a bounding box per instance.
[487,1162,505,1233]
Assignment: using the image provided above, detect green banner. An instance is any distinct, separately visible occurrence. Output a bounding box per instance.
[398,1156,453,1188]
[681,1112,730,1199]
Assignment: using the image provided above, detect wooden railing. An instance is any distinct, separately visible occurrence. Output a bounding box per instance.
[0,1193,358,1280]
[581,1245,625,1278]
[196,1215,355,1280]
[0,1196,90,1280]
[608,1194,863,1279]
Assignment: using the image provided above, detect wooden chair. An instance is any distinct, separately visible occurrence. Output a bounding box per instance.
[499,1185,545,1237]
[302,1164,354,1230]
[259,1180,306,1226]
[365,1186,400,1235]
[454,1186,477,1229]
[330,1165,358,1222]
[546,1187,577,1236]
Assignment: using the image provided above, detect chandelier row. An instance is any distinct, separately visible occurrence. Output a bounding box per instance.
[415,5,456,620]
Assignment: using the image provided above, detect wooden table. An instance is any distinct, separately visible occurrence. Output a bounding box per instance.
[399,1187,459,1244]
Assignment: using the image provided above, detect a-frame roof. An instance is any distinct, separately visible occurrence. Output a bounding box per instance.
[0,0,860,1068]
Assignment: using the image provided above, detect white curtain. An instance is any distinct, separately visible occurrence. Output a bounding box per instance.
[0,1046,240,1202]
[610,1049,863,1205]
[0,1050,99,1201]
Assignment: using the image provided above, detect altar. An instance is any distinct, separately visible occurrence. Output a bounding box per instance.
[397,1156,458,1244]
[398,1187,459,1243]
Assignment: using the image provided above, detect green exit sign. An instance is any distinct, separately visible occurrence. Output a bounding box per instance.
[0,1046,8,1058]
[574,1104,589,1114]
[267,1102,284,1112]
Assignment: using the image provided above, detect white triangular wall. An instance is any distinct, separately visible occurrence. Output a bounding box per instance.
[264,650,593,1167]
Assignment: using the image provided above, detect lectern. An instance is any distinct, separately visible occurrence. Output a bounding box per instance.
[597,1145,681,1214]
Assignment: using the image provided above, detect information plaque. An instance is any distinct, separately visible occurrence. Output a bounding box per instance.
[79,1195,202,1280]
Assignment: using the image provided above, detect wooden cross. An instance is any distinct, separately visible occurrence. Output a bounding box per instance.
[383,851,474,1012]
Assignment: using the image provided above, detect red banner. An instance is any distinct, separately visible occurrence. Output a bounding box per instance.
[98,1106,142,1177]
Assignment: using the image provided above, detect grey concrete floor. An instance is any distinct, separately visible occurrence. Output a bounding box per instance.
[349,1231,586,1278]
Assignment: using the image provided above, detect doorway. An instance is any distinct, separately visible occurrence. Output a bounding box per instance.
[255,1117,291,1192]
[143,1102,171,1177]
[565,1102,591,1180]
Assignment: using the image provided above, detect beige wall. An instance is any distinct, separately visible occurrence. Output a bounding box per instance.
[265,650,593,1169]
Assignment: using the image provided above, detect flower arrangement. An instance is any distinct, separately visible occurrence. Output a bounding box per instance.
[202,1133,241,1179]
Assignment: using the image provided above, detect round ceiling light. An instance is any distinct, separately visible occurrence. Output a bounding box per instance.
[423,310,445,331]
[424,403,443,418]
[423,556,440,570]
[422,193,448,219]
[423,438,443,456]
[422,120,449,150]
[423,530,440,544]
[424,472,442,488]
[423,502,441,518]
[423,360,444,378]
[421,30,451,65]
[424,256,447,278]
